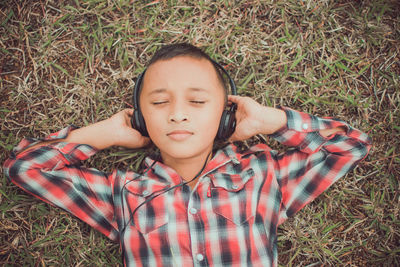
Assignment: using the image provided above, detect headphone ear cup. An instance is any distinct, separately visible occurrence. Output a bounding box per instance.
[216,110,228,140]
[132,109,149,137]
[217,108,236,140]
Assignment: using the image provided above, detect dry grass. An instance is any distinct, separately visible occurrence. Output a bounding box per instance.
[1,0,399,266]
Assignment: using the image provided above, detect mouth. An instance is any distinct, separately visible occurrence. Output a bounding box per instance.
[166,130,194,141]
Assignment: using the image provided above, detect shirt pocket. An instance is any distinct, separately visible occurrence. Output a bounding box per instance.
[209,168,256,226]
[124,179,170,234]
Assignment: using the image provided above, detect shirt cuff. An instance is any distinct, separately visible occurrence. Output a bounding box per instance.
[270,107,349,153]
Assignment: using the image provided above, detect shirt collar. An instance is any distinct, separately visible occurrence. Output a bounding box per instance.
[143,157,182,185]
[142,143,267,185]
[212,143,267,164]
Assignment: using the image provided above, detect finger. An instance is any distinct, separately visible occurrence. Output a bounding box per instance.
[228,95,241,103]
[125,108,134,116]
[125,137,151,149]
[122,109,134,125]
[143,137,151,145]
[124,132,151,148]
[228,132,240,142]
[135,136,151,146]
[139,136,151,148]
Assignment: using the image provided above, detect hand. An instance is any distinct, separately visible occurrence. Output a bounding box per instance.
[66,109,150,150]
[228,95,287,141]
[107,109,150,149]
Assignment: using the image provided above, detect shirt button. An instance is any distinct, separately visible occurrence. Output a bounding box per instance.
[142,190,150,197]
[231,184,239,190]
[302,123,309,130]
[196,253,204,261]
[189,208,198,215]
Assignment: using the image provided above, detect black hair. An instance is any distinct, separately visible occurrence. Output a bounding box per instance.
[144,43,228,94]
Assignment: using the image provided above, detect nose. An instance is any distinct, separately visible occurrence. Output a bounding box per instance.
[168,102,188,123]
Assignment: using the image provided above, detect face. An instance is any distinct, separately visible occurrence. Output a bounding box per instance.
[140,56,225,163]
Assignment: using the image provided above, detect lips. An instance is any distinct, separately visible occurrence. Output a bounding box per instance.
[167,130,193,141]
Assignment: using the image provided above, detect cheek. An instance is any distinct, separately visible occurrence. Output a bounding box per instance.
[143,109,164,131]
[195,105,224,131]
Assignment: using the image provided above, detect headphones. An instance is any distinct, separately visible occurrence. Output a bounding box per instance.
[131,59,237,140]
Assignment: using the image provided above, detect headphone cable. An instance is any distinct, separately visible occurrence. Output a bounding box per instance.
[120,151,212,264]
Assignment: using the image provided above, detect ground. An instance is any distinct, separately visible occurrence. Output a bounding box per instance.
[0,0,399,266]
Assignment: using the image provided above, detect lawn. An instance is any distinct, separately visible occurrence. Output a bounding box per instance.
[1,0,399,266]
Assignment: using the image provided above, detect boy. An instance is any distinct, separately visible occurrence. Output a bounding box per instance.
[4,43,371,266]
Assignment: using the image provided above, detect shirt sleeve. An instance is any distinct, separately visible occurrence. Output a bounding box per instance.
[3,126,119,241]
[269,107,372,225]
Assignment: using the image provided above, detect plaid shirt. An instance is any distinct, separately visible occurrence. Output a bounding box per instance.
[4,107,371,267]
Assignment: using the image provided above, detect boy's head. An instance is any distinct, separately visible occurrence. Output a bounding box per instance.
[132,43,236,162]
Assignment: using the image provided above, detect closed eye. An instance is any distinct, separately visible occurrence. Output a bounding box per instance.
[152,101,169,105]
[190,100,206,104]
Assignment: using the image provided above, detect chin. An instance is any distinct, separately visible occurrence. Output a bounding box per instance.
[163,147,205,159]
[159,142,214,161]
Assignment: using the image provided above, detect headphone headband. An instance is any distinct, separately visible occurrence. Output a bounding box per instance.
[133,70,146,110]
[209,59,237,95]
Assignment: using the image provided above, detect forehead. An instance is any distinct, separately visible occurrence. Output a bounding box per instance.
[141,56,224,93]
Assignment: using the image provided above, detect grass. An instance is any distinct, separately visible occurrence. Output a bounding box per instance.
[1,0,399,265]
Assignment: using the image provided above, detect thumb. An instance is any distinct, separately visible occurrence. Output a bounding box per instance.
[121,127,151,148]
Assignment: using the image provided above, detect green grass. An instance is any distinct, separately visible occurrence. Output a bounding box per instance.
[1,0,399,266]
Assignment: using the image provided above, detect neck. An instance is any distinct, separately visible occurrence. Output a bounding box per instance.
[161,149,212,186]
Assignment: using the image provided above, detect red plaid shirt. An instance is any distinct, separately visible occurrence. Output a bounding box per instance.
[4,107,371,267]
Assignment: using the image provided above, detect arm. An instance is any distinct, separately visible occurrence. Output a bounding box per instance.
[228,95,345,140]
[3,109,150,240]
[23,109,150,151]
[228,95,371,224]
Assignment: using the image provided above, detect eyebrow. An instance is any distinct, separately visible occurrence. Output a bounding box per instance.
[188,87,208,93]
[148,88,167,95]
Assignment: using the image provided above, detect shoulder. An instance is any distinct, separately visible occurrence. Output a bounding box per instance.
[213,143,273,172]
[220,142,272,158]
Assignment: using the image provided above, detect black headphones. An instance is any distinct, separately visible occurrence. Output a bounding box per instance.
[131,60,237,140]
